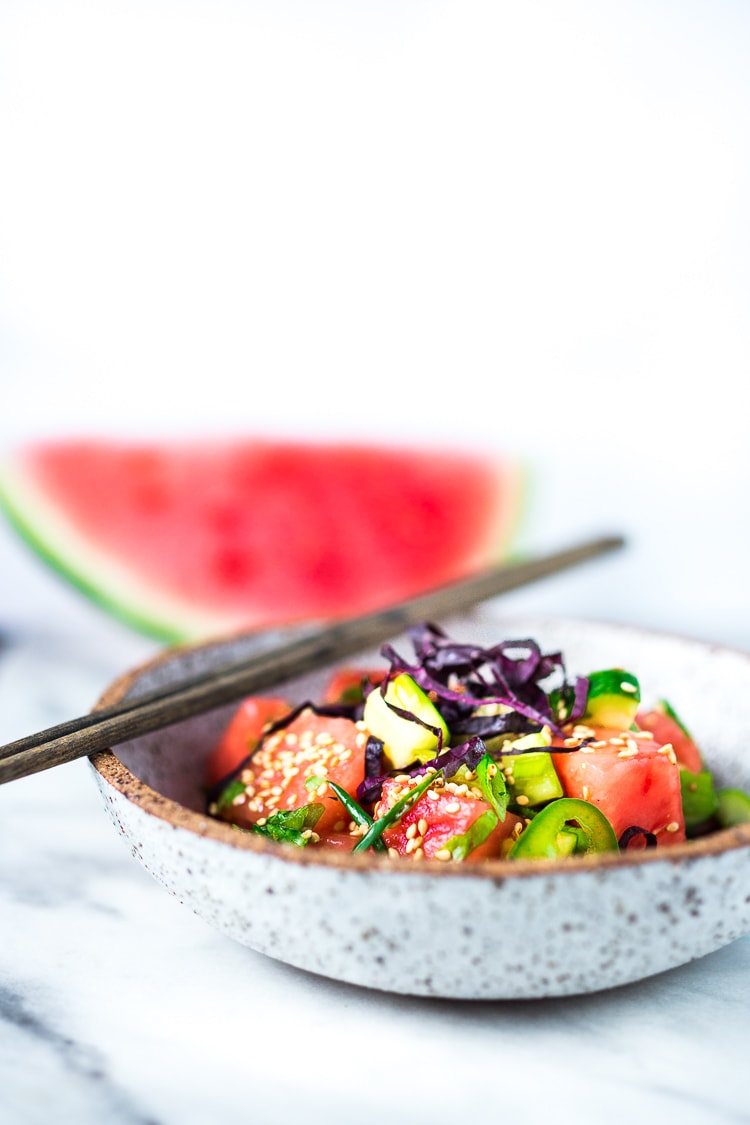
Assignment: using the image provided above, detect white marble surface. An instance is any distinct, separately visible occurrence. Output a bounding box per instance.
[1,1,750,1120]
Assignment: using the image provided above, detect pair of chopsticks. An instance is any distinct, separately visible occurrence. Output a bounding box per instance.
[0,534,624,785]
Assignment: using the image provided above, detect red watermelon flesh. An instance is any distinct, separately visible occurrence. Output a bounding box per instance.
[0,439,522,641]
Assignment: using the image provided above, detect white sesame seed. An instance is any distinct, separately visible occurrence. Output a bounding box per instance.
[666,821,680,833]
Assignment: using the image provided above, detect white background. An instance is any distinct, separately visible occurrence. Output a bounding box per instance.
[0,0,748,642]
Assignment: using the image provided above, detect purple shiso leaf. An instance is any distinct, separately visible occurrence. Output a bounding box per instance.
[418,735,487,777]
[570,676,590,722]
[364,736,385,778]
[618,825,658,850]
[380,624,573,735]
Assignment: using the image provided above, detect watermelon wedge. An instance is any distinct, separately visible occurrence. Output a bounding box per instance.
[0,439,524,642]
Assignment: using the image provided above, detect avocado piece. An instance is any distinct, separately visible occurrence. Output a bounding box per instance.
[583,668,640,729]
[363,673,449,770]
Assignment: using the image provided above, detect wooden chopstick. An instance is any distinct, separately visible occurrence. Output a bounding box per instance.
[0,534,624,785]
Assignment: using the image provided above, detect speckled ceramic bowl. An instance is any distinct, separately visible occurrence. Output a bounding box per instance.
[89,613,750,999]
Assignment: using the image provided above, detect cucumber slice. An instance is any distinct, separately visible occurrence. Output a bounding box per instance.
[715,788,750,828]
[680,767,718,833]
[583,668,640,729]
[500,748,562,808]
[363,673,449,770]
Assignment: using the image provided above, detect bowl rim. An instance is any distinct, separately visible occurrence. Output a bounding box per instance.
[89,615,750,879]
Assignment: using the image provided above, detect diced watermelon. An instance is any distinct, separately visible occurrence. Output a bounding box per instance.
[212,708,368,839]
[376,776,523,862]
[552,727,686,846]
[205,696,292,788]
[322,666,386,706]
[635,704,704,773]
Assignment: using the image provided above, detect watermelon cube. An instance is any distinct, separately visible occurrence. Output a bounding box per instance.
[552,728,686,847]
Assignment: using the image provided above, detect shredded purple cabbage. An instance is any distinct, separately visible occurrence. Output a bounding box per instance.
[618,826,658,850]
[380,622,586,737]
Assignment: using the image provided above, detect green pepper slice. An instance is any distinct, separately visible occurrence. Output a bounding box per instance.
[508,797,618,860]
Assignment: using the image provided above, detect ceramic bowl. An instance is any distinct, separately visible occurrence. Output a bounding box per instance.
[89,613,750,1000]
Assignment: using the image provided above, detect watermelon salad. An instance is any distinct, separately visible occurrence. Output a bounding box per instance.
[206,623,750,861]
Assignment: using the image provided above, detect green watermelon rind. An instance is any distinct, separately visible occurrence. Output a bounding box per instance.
[0,460,228,643]
[0,448,527,644]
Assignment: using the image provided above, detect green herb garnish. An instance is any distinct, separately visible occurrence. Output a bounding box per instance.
[475,753,509,821]
[353,769,442,854]
[251,803,325,847]
[305,775,387,853]
[440,809,498,861]
[215,778,247,813]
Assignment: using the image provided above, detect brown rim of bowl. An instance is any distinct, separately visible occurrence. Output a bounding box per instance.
[89,625,750,879]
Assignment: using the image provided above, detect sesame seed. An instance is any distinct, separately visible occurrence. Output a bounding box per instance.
[617,748,638,758]
[427,789,440,802]
[515,795,530,806]
[445,800,461,813]
[665,821,680,833]
[406,823,418,840]
[434,848,452,861]
[417,818,428,837]
[657,742,675,755]
[412,847,425,861]
[388,847,399,858]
